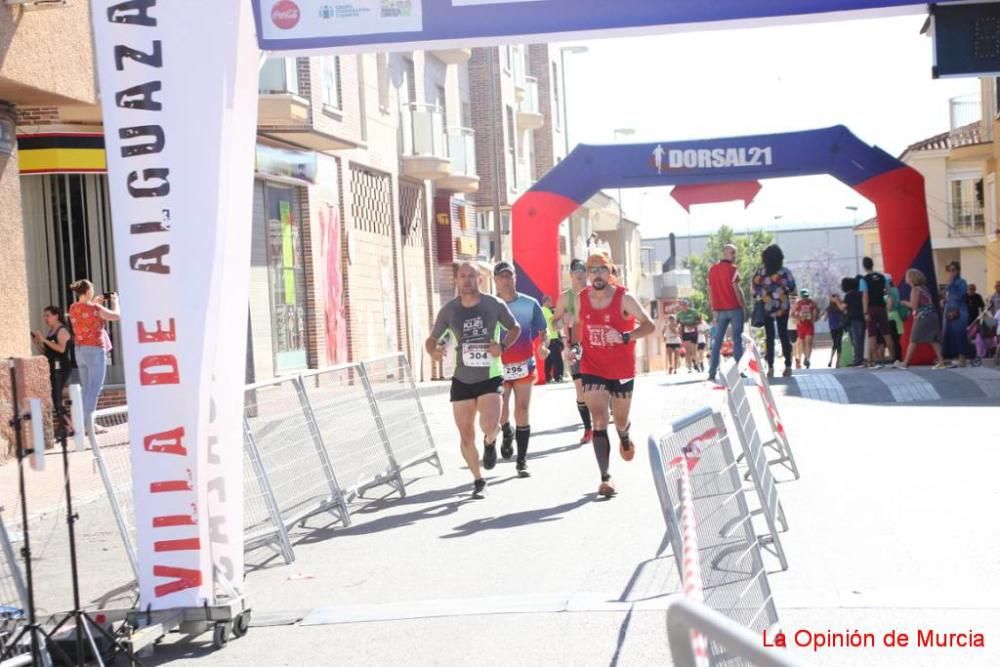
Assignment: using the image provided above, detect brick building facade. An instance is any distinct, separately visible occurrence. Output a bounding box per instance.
[5,29,579,459]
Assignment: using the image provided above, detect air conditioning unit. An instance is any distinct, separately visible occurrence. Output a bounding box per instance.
[5,0,68,7]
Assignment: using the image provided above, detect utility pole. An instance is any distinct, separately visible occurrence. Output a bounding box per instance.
[613,127,635,286]
[490,48,504,262]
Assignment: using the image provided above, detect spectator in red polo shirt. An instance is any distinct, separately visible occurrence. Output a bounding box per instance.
[707,243,745,382]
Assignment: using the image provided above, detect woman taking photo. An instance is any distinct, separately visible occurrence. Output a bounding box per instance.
[32,306,73,433]
[941,261,970,367]
[68,279,120,434]
[751,244,797,378]
[895,268,945,369]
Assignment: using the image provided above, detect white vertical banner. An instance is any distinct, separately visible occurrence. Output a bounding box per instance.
[203,0,259,599]
[91,0,258,609]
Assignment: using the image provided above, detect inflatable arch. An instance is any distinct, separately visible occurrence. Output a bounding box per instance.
[512,125,936,358]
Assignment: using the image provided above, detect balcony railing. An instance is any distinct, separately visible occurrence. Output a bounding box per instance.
[401,103,446,158]
[949,94,980,131]
[520,76,539,115]
[446,127,476,176]
[950,202,986,236]
[259,58,299,96]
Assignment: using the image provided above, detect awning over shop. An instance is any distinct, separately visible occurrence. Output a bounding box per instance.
[17,133,107,174]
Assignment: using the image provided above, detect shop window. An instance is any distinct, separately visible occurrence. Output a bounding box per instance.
[263,183,308,372]
[321,56,342,111]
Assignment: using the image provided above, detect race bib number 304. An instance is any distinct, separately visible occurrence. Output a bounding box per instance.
[462,343,491,367]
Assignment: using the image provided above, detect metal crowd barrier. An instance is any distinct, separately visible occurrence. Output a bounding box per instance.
[666,597,803,667]
[740,334,800,479]
[89,353,441,573]
[360,355,442,477]
[0,507,29,663]
[648,407,779,649]
[88,407,139,578]
[242,375,351,538]
[720,362,789,572]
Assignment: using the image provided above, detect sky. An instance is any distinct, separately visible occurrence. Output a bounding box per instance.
[556,13,978,239]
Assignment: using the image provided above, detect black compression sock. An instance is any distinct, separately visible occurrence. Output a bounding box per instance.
[515,425,530,461]
[501,422,513,438]
[592,429,611,479]
[577,402,592,430]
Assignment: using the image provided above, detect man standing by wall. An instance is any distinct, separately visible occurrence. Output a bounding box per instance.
[706,244,745,382]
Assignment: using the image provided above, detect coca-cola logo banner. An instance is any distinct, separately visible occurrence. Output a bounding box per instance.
[271,0,300,30]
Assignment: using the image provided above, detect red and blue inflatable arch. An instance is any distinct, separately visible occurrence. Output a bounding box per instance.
[513,125,936,364]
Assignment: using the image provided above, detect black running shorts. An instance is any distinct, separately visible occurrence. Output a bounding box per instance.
[450,376,503,403]
[580,374,635,398]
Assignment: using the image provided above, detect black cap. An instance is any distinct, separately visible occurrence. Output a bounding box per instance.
[570,259,586,272]
[493,261,515,276]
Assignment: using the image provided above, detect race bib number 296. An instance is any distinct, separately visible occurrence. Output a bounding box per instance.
[503,362,529,381]
[462,343,491,367]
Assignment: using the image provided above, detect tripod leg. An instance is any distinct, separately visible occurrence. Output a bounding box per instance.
[80,614,104,667]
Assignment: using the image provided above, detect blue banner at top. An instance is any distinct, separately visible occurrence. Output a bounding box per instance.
[252,0,963,52]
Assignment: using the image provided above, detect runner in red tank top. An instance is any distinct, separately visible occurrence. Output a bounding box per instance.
[570,253,656,498]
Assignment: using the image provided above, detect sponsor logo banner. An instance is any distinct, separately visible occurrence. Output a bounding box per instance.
[252,0,963,51]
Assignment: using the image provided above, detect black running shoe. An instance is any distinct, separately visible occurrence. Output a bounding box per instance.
[500,430,514,460]
[483,442,498,470]
[472,478,486,498]
[516,459,530,478]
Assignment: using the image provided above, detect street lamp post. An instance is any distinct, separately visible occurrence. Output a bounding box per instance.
[559,46,588,158]
[559,46,588,258]
[613,127,635,287]
[846,205,859,272]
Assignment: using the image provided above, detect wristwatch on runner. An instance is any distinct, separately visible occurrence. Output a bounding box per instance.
[621,331,632,344]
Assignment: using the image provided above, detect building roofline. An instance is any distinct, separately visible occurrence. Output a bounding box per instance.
[641,223,859,241]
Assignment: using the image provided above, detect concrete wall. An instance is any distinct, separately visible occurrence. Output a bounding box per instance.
[0,2,96,107]
[0,356,51,464]
[0,125,28,358]
[0,1,99,360]
[469,47,508,213]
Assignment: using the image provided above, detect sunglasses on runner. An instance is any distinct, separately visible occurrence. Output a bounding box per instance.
[588,266,610,274]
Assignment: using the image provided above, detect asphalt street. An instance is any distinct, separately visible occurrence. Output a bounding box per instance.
[136,363,1000,666]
